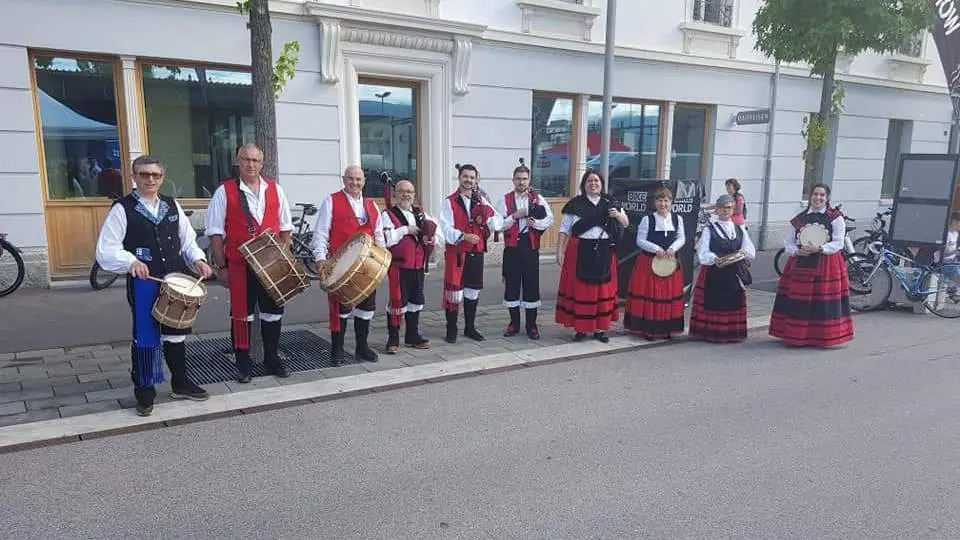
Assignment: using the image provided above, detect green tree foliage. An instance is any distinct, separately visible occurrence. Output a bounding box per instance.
[753,0,929,182]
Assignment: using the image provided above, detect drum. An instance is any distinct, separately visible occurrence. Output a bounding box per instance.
[651,254,678,277]
[321,232,392,307]
[152,272,207,330]
[239,229,311,307]
[798,223,830,248]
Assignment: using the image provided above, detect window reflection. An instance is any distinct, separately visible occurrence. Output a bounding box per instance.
[141,64,254,199]
[587,101,660,180]
[34,56,123,200]
[531,95,574,197]
[358,82,418,200]
[670,106,707,182]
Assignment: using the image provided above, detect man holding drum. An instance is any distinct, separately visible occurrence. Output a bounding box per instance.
[205,143,295,383]
[311,165,387,365]
[380,179,440,353]
[95,155,214,417]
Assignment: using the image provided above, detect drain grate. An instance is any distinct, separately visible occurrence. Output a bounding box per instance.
[183,330,356,385]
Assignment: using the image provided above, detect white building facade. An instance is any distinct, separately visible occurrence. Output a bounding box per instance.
[0,0,952,287]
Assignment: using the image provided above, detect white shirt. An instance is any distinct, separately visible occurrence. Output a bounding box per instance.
[95,195,206,274]
[496,191,555,234]
[310,190,387,260]
[380,207,442,248]
[558,195,626,240]
[697,219,756,266]
[204,177,294,238]
[439,192,505,245]
[636,212,686,254]
[782,207,845,256]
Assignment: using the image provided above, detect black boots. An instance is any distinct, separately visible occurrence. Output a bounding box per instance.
[163,341,209,401]
[261,320,288,378]
[404,311,430,348]
[525,308,540,340]
[330,329,345,367]
[445,310,458,343]
[504,307,521,337]
[463,299,484,341]
[232,321,253,383]
[387,326,401,354]
[354,318,378,362]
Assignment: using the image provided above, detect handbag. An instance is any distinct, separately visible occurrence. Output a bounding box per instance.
[735,259,752,290]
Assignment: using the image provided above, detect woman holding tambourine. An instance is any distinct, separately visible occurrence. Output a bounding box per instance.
[689,194,756,343]
[624,186,686,340]
[769,183,853,347]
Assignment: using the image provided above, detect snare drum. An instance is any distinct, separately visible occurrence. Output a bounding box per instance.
[152,272,207,329]
[239,230,311,307]
[321,232,392,307]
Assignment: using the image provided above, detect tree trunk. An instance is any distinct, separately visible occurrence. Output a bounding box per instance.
[810,51,838,185]
[250,0,279,180]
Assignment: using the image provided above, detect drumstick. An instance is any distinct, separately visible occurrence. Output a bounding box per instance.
[188,275,204,293]
[142,276,165,284]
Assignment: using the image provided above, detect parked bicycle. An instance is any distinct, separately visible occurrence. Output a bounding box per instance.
[291,202,320,279]
[852,207,892,256]
[773,204,856,276]
[847,244,960,318]
[0,232,26,297]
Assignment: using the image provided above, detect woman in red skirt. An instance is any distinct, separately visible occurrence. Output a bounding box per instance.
[769,183,854,347]
[625,186,686,340]
[555,170,629,343]
[689,194,756,343]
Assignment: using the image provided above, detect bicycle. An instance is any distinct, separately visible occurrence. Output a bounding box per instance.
[0,232,26,297]
[847,244,960,318]
[773,204,856,276]
[852,207,892,256]
[291,203,320,279]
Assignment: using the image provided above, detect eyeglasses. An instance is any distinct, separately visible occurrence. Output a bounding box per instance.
[135,171,163,180]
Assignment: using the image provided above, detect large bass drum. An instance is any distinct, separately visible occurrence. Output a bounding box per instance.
[239,229,311,307]
[321,232,392,307]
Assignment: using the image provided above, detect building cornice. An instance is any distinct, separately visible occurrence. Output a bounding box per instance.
[306,2,486,38]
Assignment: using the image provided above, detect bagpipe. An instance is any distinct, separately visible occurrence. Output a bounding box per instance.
[380,171,437,272]
[457,163,495,248]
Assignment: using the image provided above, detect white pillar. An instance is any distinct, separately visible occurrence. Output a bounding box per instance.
[661,101,676,180]
[120,57,145,165]
[573,94,590,191]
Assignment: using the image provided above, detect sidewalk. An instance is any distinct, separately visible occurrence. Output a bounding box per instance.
[0,291,778,430]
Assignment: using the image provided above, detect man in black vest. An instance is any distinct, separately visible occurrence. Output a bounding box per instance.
[95,155,214,417]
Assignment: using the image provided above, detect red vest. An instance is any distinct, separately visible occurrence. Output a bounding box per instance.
[224,178,280,262]
[503,192,541,250]
[385,207,425,270]
[328,190,379,254]
[447,192,485,254]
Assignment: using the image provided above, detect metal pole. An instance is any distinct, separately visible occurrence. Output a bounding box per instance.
[759,60,780,249]
[599,0,617,184]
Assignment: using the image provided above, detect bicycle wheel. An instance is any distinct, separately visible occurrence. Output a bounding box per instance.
[89,261,121,290]
[0,239,26,297]
[923,266,960,319]
[290,235,320,279]
[773,248,787,276]
[847,254,892,312]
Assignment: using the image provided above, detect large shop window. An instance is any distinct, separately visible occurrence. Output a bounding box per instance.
[141,64,254,199]
[587,100,661,180]
[33,55,125,200]
[358,81,419,200]
[531,94,575,197]
[670,106,708,182]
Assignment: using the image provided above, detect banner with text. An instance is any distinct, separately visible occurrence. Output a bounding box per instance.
[932,0,960,120]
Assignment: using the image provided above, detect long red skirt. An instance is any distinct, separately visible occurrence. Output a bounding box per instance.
[555,237,619,334]
[624,253,684,338]
[769,251,854,347]
[689,267,747,343]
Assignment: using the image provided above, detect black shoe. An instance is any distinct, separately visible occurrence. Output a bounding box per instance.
[463,299,483,341]
[355,346,379,362]
[170,380,211,401]
[267,364,290,378]
[527,326,541,340]
[355,319,378,362]
[464,328,485,341]
[445,311,458,343]
[593,332,609,343]
[237,373,252,384]
[136,405,153,417]
[573,332,587,342]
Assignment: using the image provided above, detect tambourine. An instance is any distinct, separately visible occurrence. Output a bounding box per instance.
[651,255,678,277]
[798,223,829,248]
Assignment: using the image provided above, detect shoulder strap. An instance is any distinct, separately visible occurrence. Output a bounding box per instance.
[235,178,257,232]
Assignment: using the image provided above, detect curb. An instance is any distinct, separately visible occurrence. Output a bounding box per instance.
[0,316,772,454]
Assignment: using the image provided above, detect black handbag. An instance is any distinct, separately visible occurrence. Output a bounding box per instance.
[735,259,752,289]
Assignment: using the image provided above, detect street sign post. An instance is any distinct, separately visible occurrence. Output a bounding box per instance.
[735,109,770,125]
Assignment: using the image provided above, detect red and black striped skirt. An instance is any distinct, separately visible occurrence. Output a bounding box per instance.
[555,237,619,333]
[624,252,684,338]
[689,266,747,343]
[769,251,854,347]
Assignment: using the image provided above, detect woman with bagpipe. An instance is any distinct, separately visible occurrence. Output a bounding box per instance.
[624,185,687,341]
[555,170,629,343]
[689,193,756,343]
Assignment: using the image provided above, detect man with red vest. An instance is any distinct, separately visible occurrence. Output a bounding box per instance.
[439,164,504,343]
[495,159,554,340]
[205,143,294,384]
[311,165,386,365]
[380,179,440,353]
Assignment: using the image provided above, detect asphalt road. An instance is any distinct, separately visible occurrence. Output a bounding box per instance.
[1,310,958,538]
[0,252,781,353]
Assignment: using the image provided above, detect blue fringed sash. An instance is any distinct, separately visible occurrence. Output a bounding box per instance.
[132,277,165,387]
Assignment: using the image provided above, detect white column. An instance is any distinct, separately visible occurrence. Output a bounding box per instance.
[120,57,145,164]
[573,94,590,189]
[661,101,676,180]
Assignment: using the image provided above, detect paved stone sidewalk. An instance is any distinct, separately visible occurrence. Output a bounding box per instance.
[0,290,778,428]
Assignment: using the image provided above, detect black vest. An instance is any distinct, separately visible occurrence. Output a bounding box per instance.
[117,194,185,277]
[708,221,743,257]
[797,211,835,242]
[645,212,680,250]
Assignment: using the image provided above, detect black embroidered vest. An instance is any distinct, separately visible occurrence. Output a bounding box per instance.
[646,212,680,250]
[117,194,186,277]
